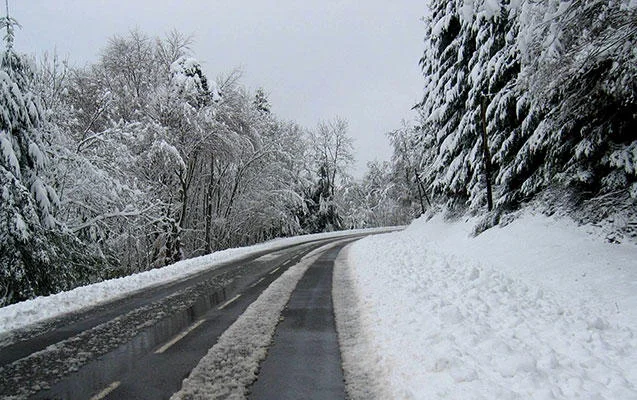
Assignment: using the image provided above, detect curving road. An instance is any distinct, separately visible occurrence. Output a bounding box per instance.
[250,245,346,400]
[0,233,371,399]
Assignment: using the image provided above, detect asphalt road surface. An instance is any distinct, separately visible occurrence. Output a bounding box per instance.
[0,234,367,399]
[249,245,346,399]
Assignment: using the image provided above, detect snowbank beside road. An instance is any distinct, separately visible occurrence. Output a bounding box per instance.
[345,213,637,399]
[333,244,392,400]
[0,227,394,339]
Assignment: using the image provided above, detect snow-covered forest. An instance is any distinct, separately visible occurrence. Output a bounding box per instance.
[391,0,636,230]
[0,23,409,305]
[1,0,636,306]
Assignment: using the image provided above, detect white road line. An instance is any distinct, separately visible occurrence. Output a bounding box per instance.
[249,277,265,288]
[90,381,121,400]
[217,294,242,310]
[155,319,205,354]
[269,266,281,275]
[282,260,291,266]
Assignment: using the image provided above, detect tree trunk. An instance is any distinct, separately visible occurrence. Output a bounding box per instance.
[481,96,494,212]
[175,154,197,261]
[413,168,432,214]
[204,153,214,254]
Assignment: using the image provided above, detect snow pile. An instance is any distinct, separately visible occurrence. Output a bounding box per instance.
[0,227,394,337]
[171,241,344,399]
[345,213,637,399]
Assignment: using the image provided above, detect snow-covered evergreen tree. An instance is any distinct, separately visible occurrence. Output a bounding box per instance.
[300,117,354,233]
[0,19,90,303]
[409,0,636,219]
[417,0,523,210]
[417,0,472,206]
[253,88,271,114]
[509,0,637,201]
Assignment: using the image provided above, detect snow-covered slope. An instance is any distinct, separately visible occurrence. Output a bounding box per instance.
[342,213,637,399]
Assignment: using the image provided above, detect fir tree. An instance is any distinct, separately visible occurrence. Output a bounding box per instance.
[512,0,637,201]
[253,88,271,114]
[411,0,636,217]
[417,1,472,207]
[0,14,65,303]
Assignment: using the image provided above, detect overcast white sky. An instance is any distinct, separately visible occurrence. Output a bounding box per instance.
[11,0,424,177]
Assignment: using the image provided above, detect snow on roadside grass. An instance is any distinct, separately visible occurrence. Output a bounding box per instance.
[171,240,346,399]
[0,228,394,338]
[345,212,637,399]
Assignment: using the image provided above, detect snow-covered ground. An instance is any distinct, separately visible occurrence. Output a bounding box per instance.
[333,245,392,400]
[341,212,637,399]
[0,227,392,339]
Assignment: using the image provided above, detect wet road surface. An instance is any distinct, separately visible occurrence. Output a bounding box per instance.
[249,245,346,400]
[0,236,362,399]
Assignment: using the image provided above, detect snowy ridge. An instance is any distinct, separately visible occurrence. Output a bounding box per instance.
[346,213,637,399]
[171,240,347,399]
[333,243,392,400]
[0,227,394,338]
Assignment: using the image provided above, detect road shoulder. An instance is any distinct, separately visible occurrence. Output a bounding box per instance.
[333,243,391,400]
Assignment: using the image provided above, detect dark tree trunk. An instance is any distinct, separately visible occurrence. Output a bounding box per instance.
[481,96,494,212]
[204,153,214,254]
[414,168,432,215]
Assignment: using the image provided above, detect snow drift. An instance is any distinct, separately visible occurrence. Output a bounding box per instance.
[342,212,637,399]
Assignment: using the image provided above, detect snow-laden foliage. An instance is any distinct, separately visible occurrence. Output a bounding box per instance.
[408,0,636,217]
[340,161,412,229]
[169,56,221,108]
[0,46,99,304]
[0,28,350,303]
[387,121,436,217]
[300,117,355,233]
[0,26,384,305]
[510,0,637,201]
